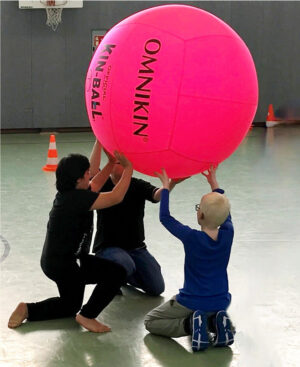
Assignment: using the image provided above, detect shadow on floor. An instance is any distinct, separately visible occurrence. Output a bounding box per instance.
[13,317,81,334]
[144,333,233,367]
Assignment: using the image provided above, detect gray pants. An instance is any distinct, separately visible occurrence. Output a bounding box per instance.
[144,296,193,338]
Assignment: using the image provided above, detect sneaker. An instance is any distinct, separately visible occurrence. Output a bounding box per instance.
[191,311,209,352]
[213,310,234,347]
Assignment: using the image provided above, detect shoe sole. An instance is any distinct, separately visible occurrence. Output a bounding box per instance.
[213,311,234,347]
[192,311,209,352]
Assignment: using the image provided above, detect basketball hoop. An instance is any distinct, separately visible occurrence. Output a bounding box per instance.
[40,0,67,31]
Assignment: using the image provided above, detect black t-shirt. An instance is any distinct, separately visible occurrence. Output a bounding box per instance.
[41,189,99,272]
[93,177,159,252]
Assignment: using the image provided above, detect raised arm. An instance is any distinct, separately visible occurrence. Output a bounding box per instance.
[202,165,233,231]
[90,152,133,210]
[90,149,116,193]
[89,139,102,178]
[90,162,113,193]
[201,165,219,191]
[155,169,192,241]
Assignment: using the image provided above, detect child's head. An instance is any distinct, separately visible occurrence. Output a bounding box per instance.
[197,192,230,228]
[56,154,90,193]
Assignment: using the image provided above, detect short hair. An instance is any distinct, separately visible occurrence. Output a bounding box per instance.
[200,192,230,228]
[56,154,90,193]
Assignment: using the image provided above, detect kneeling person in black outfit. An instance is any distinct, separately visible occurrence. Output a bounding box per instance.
[89,140,187,296]
[8,151,133,333]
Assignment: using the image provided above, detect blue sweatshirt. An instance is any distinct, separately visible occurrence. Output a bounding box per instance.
[160,188,234,312]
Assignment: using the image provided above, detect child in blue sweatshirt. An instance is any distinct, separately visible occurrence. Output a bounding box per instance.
[144,166,235,352]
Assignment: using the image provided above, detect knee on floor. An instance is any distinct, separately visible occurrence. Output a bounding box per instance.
[144,319,154,333]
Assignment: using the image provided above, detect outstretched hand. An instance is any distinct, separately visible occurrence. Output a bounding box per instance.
[201,164,219,191]
[103,148,117,164]
[114,151,132,169]
[155,168,170,189]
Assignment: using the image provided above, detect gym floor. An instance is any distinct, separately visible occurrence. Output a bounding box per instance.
[1,126,300,367]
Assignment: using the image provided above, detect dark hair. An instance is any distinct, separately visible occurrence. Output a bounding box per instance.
[56,154,90,193]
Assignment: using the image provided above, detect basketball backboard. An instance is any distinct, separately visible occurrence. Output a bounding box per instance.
[19,0,83,9]
[19,0,83,30]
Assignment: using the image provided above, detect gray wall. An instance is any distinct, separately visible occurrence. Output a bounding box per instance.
[1,1,300,129]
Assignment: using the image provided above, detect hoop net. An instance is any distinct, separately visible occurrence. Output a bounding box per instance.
[41,0,67,31]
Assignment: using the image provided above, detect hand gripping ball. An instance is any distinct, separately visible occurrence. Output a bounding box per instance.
[85,4,258,178]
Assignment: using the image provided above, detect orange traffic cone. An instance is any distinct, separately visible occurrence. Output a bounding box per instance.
[42,134,58,171]
[266,104,280,127]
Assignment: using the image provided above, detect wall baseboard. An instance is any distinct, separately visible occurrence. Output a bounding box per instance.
[1,123,271,134]
[1,127,93,134]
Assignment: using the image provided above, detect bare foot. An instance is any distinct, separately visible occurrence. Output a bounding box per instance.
[75,314,111,333]
[8,302,28,328]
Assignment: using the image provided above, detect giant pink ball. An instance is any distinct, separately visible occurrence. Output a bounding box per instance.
[85,4,258,178]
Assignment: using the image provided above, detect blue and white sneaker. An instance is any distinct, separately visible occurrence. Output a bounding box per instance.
[191,311,209,352]
[213,310,234,347]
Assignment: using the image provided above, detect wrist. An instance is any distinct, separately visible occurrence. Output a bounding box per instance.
[211,183,219,190]
[213,188,224,194]
[210,180,218,189]
[125,165,133,173]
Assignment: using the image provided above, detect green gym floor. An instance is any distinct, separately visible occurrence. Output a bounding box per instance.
[1,126,300,367]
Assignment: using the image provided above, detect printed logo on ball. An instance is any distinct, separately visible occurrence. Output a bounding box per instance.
[133,39,161,139]
[90,44,116,121]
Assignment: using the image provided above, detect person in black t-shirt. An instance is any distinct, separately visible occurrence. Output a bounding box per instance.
[89,140,185,296]
[8,151,133,333]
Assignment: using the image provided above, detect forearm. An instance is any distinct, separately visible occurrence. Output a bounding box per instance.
[89,140,102,177]
[90,161,114,192]
[209,179,219,191]
[90,166,133,210]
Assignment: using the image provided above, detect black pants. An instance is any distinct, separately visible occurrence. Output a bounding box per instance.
[27,255,126,321]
